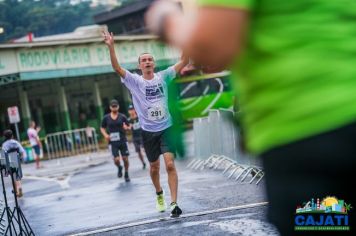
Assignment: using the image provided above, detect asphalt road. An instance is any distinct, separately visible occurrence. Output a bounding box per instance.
[1,143,278,236]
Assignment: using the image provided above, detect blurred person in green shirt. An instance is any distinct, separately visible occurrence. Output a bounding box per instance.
[146,0,356,234]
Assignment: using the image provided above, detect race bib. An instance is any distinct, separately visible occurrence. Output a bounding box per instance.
[147,105,166,121]
[132,122,141,130]
[110,132,120,141]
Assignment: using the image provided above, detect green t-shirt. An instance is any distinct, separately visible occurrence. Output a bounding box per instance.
[199,0,356,154]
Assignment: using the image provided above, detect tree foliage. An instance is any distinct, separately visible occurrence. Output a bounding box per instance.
[0,0,107,43]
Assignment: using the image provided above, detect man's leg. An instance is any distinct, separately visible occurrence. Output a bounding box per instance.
[138,150,145,165]
[16,180,23,197]
[112,145,123,178]
[138,147,147,169]
[134,141,146,167]
[35,154,39,168]
[150,158,168,212]
[122,156,129,172]
[114,157,123,178]
[114,156,121,167]
[142,130,167,211]
[35,149,40,169]
[122,156,130,182]
[149,159,162,193]
[163,152,178,203]
[163,152,182,217]
[34,146,40,169]
[120,143,130,182]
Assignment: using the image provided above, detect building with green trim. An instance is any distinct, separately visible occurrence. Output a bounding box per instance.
[0,25,179,140]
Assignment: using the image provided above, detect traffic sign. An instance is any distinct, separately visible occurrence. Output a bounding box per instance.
[7,106,20,124]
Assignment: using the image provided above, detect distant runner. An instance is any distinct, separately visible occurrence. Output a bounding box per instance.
[100,99,131,182]
[127,105,146,170]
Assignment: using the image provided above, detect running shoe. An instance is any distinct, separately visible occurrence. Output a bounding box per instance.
[118,165,123,178]
[124,172,130,182]
[170,202,182,218]
[156,191,167,212]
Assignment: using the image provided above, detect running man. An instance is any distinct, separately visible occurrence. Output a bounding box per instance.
[102,30,189,217]
[2,129,26,197]
[27,120,42,169]
[100,99,131,182]
[127,105,147,170]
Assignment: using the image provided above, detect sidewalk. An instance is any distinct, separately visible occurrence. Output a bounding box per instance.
[22,151,110,180]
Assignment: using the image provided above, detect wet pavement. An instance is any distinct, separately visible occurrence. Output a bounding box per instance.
[89,206,278,236]
[1,134,279,236]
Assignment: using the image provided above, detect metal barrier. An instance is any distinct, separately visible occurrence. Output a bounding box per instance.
[45,127,99,160]
[0,200,5,235]
[188,109,264,185]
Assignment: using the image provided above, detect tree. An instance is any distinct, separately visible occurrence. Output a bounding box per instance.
[0,0,106,43]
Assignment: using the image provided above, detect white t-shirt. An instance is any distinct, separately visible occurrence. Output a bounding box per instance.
[1,139,27,159]
[27,128,39,146]
[121,67,176,132]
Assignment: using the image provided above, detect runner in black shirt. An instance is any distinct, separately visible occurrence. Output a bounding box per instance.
[127,105,146,169]
[100,99,131,182]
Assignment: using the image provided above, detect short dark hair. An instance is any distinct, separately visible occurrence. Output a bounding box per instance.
[138,53,154,63]
[3,129,13,140]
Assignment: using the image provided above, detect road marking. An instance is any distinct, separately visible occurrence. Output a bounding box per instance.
[23,174,73,189]
[69,201,268,236]
[22,158,110,189]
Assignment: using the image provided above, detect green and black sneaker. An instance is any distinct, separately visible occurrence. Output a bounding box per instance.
[118,165,123,178]
[156,190,167,212]
[124,172,130,182]
[170,202,182,218]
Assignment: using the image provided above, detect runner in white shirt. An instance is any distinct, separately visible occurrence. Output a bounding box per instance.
[27,120,42,169]
[103,30,189,217]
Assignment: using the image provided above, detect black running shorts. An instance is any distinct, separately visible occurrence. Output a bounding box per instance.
[133,138,143,152]
[110,142,129,158]
[141,127,176,163]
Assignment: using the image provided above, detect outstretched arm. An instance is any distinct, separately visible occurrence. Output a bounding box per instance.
[173,53,189,74]
[146,1,248,71]
[102,30,126,78]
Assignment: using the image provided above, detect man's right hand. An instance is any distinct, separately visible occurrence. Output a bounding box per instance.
[104,134,110,142]
[102,30,115,47]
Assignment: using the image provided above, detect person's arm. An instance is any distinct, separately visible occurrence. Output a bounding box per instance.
[126,120,133,130]
[122,116,131,130]
[100,118,110,142]
[146,1,249,71]
[173,53,190,74]
[102,30,126,78]
[100,127,110,142]
[18,142,27,160]
[36,132,42,148]
[123,124,130,130]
